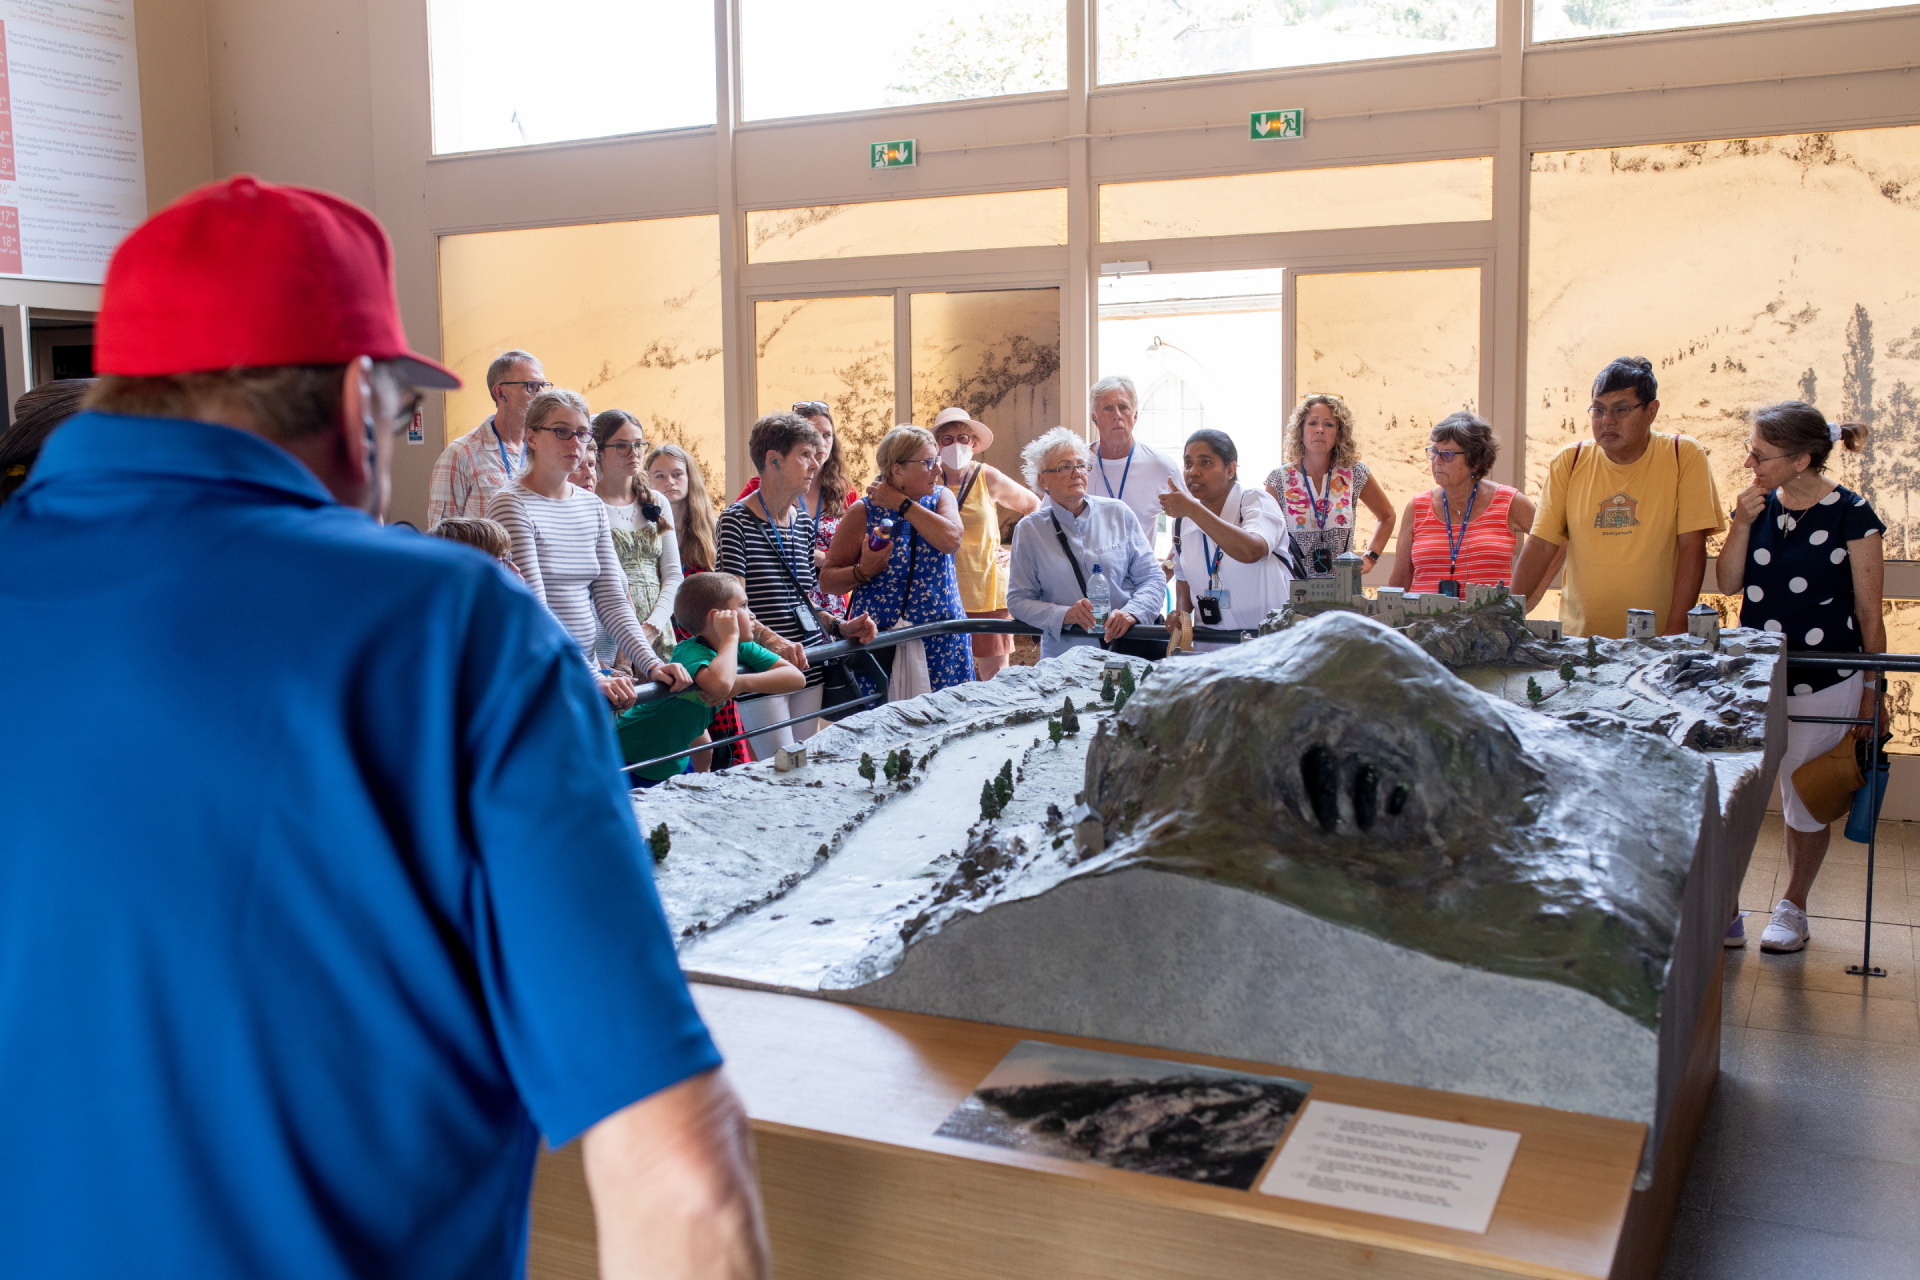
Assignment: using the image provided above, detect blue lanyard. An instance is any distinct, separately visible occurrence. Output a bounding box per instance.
[492,420,522,477]
[756,492,804,578]
[1098,446,1135,502]
[1301,467,1332,530]
[1440,479,1480,573]
[1197,531,1225,588]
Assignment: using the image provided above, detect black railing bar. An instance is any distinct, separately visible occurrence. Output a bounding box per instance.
[620,693,884,777]
[1784,651,1920,673]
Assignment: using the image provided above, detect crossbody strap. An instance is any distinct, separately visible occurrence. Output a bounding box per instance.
[757,515,815,616]
[1048,511,1091,599]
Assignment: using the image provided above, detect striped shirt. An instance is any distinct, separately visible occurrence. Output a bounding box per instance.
[1405,483,1519,593]
[427,416,527,526]
[717,500,825,687]
[486,481,661,675]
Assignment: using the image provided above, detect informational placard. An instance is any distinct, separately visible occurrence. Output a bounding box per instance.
[0,0,146,283]
[1257,1101,1521,1234]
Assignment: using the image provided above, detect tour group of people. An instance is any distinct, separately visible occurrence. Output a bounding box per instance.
[414,350,1889,957]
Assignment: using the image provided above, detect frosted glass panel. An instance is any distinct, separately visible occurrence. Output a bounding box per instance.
[428,0,715,153]
[1528,128,1920,561]
[1100,158,1492,242]
[754,296,896,484]
[439,216,725,481]
[747,190,1069,264]
[741,0,1066,121]
[1100,0,1493,85]
[1535,0,1907,43]
[1295,269,1482,549]
[910,289,1062,475]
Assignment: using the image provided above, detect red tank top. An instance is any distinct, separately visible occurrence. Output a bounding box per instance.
[1407,483,1518,593]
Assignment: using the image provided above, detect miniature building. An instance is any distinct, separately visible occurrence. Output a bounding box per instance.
[1626,609,1657,640]
[1524,618,1565,641]
[1332,550,1366,598]
[775,744,809,773]
[1686,603,1720,648]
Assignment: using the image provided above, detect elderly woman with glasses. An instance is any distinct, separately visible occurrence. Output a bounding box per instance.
[1006,427,1164,660]
[1388,413,1535,595]
[822,425,973,694]
[486,389,691,710]
[1265,394,1396,579]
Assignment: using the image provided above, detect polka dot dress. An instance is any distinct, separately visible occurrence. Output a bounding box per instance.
[1737,484,1885,693]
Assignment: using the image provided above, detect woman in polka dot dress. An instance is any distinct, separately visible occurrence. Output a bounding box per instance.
[1717,400,1885,954]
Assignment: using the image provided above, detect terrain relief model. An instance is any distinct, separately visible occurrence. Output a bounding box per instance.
[642,593,1782,1163]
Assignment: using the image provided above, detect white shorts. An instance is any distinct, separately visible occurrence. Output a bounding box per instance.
[1778,671,1863,833]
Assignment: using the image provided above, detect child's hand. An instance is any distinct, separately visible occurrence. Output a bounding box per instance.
[597,673,638,711]
[708,607,741,645]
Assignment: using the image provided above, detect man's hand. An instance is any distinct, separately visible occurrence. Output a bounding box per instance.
[1732,482,1768,528]
[840,613,879,644]
[1104,609,1138,642]
[583,1068,770,1280]
[1157,478,1203,522]
[598,674,639,712]
[1062,598,1097,631]
[653,663,693,692]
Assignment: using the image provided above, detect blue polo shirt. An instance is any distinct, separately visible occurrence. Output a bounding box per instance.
[0,413,720,1279]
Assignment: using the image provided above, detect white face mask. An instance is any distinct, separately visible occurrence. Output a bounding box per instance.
[939,442,974,471]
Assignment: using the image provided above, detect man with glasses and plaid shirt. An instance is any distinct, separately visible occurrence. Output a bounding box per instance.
[426,348,551,524]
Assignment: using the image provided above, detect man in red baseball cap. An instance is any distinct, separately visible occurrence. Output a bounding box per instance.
[0,176,768,1280]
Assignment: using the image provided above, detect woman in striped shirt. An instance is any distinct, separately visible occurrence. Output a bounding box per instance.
[487,389,690,709]
[1388,412,1536,596]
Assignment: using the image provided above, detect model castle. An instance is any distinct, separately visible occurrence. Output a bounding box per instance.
[1288,551,1565,640]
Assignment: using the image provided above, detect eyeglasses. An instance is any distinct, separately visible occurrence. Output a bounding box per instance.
[1042,462,1092,475]
[533,425,594,443]
[898,458,939,471]
[1588,400,1646,423]
[793,401,831,416]
[497,379,553,394]
[1425,448,1464,462]
[1745,447,1794,464]
[600,439,646,454]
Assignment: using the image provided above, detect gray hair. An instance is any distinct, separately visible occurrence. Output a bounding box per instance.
[486,349,540,393]
[1089,375,1137,409]
[1021,426,1090,489]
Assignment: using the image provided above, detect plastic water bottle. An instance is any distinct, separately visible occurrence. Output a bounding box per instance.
[1087,563,1111,626]
[867,509,896,551]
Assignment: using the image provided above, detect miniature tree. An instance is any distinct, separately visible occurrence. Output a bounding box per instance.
[1585,635,1601,669]
[994,760,1014,809]
[648,822,671,863]
[1100,670,1116,703]
[857,752,877,786]
[1526,676,1545,705]
[1048,718,1064,745]
[883,749,901,782]
[1113,687,1130,713]
[979,779,1000,821]
[1559,659,1577,684]
[1117,665,1137,697]
[896,746,914,776]
[1060,697,1081,736]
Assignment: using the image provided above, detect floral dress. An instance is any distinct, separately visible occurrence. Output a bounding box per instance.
[607,520,675,663]
[847,493,975,694]
[1267,461,1370,577]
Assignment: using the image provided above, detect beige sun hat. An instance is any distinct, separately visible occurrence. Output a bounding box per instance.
[931,405,995,452]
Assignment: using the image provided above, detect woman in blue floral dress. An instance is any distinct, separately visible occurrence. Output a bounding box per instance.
[823,425,975,693]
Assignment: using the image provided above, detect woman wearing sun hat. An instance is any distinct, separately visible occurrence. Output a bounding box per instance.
[930,406,1040,680]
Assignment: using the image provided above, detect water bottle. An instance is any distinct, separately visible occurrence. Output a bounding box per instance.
[1088,563,1111,626]
[867,508,895,551]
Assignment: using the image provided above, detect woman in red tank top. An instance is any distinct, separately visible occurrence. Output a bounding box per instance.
[1388,413,1537,595]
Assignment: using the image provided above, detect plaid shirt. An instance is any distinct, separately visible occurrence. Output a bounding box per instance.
[426,416,526,526]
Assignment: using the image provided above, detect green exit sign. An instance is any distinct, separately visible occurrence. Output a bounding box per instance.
[870,139,916,168]
[1250,109,1303,140]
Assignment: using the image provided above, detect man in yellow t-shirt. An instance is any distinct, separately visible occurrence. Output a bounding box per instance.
[1513,357,1726,638]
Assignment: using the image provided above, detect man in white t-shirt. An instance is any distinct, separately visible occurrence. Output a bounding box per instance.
[426,349,549,525]
[1088,375,1184,551]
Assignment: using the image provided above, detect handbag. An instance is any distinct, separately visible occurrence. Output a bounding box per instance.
[1790,733,1865,826]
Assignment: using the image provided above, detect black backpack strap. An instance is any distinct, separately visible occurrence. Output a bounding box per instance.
[1048,511,1090,599]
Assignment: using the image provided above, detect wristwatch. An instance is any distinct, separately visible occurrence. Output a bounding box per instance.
[1363,549,1381,564]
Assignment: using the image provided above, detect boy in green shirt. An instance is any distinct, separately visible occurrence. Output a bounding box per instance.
[616,572,805,784]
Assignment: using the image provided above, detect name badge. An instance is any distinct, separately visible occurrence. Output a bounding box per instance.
[1202,588,1232,610]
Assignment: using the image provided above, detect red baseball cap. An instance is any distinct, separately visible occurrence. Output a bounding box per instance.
[96,174,459,390]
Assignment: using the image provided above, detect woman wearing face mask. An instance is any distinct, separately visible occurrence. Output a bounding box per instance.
[646,441,748,768]
[591,409,680,665]
[485,389,691,709]
[738,400,858,614]
[1163,428,1291,647]
[823,425,973,695]
[930,406,1040,680]
[1266,394,1395,580]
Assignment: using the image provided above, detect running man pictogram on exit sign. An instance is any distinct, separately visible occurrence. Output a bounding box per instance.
[1249,109,1303,140]
[870,139,916,168]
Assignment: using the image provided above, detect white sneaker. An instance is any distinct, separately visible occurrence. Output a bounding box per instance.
[1759,899,1810,953]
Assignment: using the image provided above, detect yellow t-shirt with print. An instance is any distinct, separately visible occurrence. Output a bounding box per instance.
[1530,432,1726,638]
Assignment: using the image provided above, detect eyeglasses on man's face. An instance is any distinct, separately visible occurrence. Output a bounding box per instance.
[534,425,594,443]
[1588,399,1647,424]
[1042,461,1092,476]
[497,379,552,395]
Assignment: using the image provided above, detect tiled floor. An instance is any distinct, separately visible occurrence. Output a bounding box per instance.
[1660,814,1920,1280]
